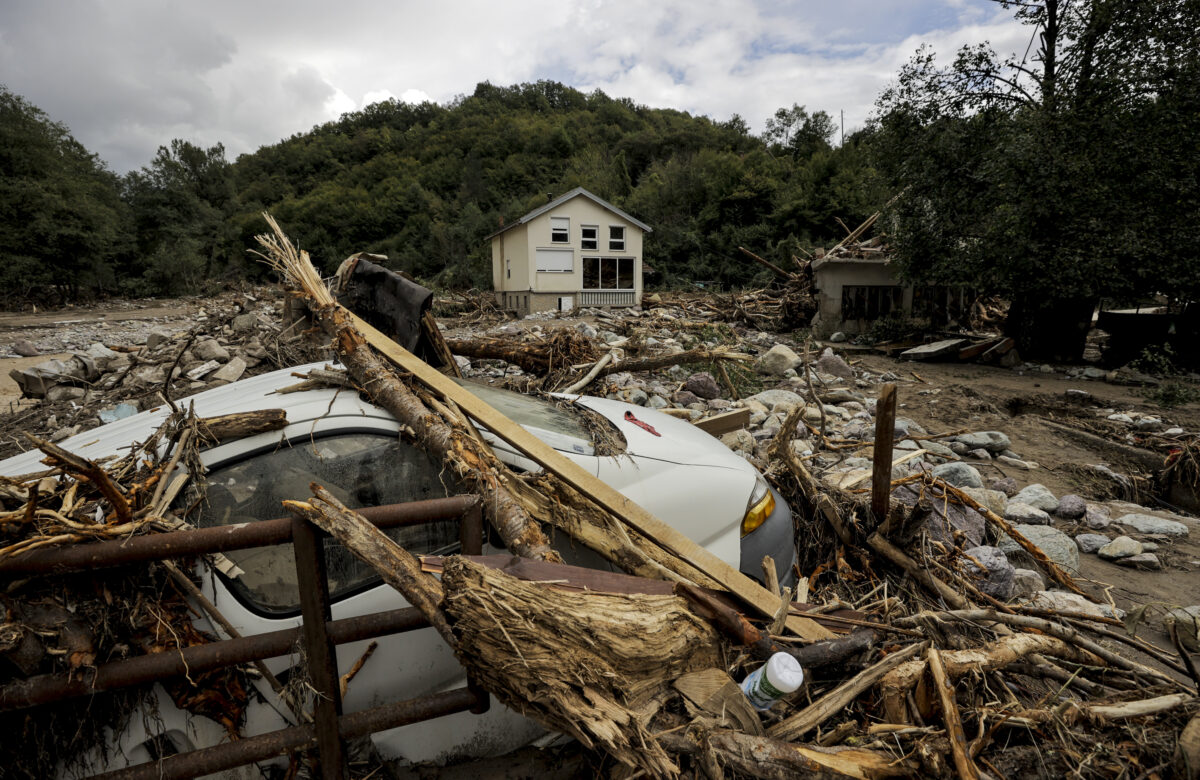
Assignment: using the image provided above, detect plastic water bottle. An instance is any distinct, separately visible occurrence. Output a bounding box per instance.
[740,652,805,712]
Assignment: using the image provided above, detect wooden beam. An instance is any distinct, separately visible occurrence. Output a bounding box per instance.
[693,408,752,437]
[870,384,897,521]
[349,312,828,635]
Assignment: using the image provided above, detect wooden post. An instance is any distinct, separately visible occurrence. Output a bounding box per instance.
[871,384,897,522]
[291,517,346,780]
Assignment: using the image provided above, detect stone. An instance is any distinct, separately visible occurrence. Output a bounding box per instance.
[574,322,598,338]
[931,462,984,489]
[208,356,247,385]
[820,388,863,405]
[454,355,472,372]
[1055,494,1087,519]
[966,448,992,460]
[720,429,755,455]
[45,385,86,402]
[949,441,970,456]
[757,344,802,376]
[1116,553,1161,570]
[996,455,1037,470]
[894,418,928,436]
[1004,502,1052,525]
[1074,533,1111,554]
[646,395,669,409]
[918,440,958,459]
[954,431,1011,454]
[231,312,259,333]
[1098,535,1142,560]
[1084,505,1111,529]
[1165,606,1200,652]
[922,500,986,549]
[997,524,1080,573]
[1024,591,1124,620]
[961,487,1008,517]
[790,439,813,458]
[145,330,172,350]
[193,339,230,362]
[829,331,847,343]
[12,339,39,357]
[1107,413,1134,423]
[685,372,722,400]
[1011,484,1059,513]
[963,546,1015,600]
[990,477,1019,497]
[748,389,804,408]
[815,348,854,380]
[1010,568,1044,599]
[672,390,700,406]
[1115,513,1190,538]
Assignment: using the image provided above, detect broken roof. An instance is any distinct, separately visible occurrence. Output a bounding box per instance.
[485,187,653,241]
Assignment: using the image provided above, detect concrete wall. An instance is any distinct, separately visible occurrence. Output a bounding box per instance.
[811,257,910,338]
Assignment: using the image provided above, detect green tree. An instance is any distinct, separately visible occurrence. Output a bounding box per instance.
[874,0,1200,359]
[764,104,837,160]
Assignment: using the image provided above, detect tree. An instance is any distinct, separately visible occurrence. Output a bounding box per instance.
[764,104,836,160]
[873,0,1200,360]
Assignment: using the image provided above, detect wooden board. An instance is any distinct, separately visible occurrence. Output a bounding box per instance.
[693,408,752,437]
[899,339,968,361]
[349,313,831,637]
[957,336,1005,361]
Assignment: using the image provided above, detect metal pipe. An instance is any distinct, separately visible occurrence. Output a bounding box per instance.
[0,607,427,712]
[0,495,480,574]
[89,687,484,780]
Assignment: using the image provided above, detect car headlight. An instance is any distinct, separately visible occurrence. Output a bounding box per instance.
[741,475,775,536]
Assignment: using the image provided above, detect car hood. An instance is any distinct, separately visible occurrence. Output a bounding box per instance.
[564,394,752,471]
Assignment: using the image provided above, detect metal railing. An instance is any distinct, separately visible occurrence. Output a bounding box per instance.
[578,290,635,307]
[0,495,489,780]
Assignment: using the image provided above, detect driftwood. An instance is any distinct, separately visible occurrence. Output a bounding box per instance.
[446,331,599,376]
[194,409,288,443]
[926,647,979,780]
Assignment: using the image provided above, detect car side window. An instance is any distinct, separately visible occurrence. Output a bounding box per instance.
[183,433,459,615]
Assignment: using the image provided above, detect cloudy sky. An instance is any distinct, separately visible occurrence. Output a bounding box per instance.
[0,0,1029,174]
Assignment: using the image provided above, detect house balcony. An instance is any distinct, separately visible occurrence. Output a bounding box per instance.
[578,290,636,307]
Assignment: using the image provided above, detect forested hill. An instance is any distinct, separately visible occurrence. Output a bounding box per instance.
[1,80,884,303]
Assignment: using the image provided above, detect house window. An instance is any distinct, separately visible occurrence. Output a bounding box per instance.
[551,217,569,243]
[581,225,598,250]
[535,248,573,272]
[583,257,634,290]
[841,286,903,321]
[608,225,625,252]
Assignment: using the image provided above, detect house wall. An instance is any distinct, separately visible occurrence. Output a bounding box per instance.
[811,258,911,338]
[492,227,530,298]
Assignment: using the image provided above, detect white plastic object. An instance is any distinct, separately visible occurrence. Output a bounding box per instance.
[740,652,805,712]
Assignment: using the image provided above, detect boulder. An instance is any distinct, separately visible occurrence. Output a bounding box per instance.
[1011,484,1059,513]
[1074,533,1111,554]
[720,429,755,455]
[1055,494,1087,519]
[1098,535,1142,560]
[756,344,802,376]
[1116,553,1161,570]
[1165,606,1200,652]
[748,389,804,408]
[918,440,958,459]
[961,487,1008,517]
[1004,502,1052,525]
[145,330,172,350]
[990,477,1019,497]
[922,501,985,549]
[829,331,847,343]
[208,357,247,385]
[231,312,259,333]
[1115,513,1190,538]
[1085,505,1112,530]
[1009,568,1044,600]
[963,546,1015,600]
[997,524,1080,573]
[815,348,854,380]
[12,339,39,357]
[954,431,1011,454]
[193,339,230,363]
[685,372,722,400]
[966,448,992,460]
[931,462,984,489]
[671,390,700,406]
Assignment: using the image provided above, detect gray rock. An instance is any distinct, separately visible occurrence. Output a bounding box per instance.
[685,372,722,400]
[1024,590,1124,619]
[829,331,847,343]
[954,431,1012,453]
[997,524,1080,573]
[997,455,1037,470]
[1116,553,1161,570]
[815,348,854,380]
[1010,568,1044,599]
[672,390,701,406]
[962,487,1008,517]
[647,395,669,409]
[574,322,598,339]
[45,385,86,402]
[145,330,172,350]
[922,501,986,549]
[1115,513,1190,538]
[963,546,1015,600]
[820,388,863,405]
[918,440,958,459]
[1142,542,1159,552]
[453,355,471,372]
[966,448,992,460]
[1166,606,1200,651]
[1055,494,1087,519]
[720,429,755,455]
[990,477,1019,497]
[1011,484,1059,513]
[12,339,39,357]
[208,356,247,385]
[931,462,984,489]
[1004,502,1052,525]
[193,339,230,363]
[757,344,802,376]
[1075,533,1111,554]
[748,389,804,408]
[1085,505,1112,529]
[1098,535,1142,560]
[949,441,970,456]
[619,388,649,406]
[231,312,259,333]
[894,418,927,436]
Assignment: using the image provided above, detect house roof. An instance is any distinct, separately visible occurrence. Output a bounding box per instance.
[485,187,653,240]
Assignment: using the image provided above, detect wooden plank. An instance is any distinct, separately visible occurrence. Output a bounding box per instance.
[693,408,752,437]
[979,336,1016,362]
[349,313,830,636]
[956,336,1004,362]
[871,384,897,521]
[899,339,968,361]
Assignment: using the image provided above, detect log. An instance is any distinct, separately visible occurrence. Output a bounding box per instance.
[870,384,896,521]
[926,647,980,780]
[1176,712,1200,780]
[593,346,752,379]
[195,409,288,443]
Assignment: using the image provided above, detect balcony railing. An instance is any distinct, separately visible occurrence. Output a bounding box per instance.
[578,290,636,307]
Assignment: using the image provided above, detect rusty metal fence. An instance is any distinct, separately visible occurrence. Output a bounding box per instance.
[0,495,489,780]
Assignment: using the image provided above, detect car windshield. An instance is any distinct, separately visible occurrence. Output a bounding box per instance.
[455,379,598,455]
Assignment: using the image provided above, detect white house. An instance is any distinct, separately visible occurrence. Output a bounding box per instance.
[487,187,652,315]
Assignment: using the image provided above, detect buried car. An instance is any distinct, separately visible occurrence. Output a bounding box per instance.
[0,360,795,775]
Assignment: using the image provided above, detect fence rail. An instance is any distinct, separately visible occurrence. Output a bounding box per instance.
[578,290,636,307]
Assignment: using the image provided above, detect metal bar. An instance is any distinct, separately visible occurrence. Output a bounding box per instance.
[0,495,480,574]
[0,608,427,712]
[871,383,898,521]
[91,686,484,780]
[291,516,345,779]
[460,501,484,556]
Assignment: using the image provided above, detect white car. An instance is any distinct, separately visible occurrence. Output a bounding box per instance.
[0,361,795,776]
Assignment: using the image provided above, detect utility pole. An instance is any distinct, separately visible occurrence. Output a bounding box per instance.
[840,110,844,147]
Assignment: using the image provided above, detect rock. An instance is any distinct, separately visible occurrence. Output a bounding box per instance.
[894,418,927,436]
[820,388,863,405]
[829,331,847,343]
[186,360,221,380]
[1004,502,1052,525]
[193,339,230,362]
[961,487,1008,517]
[963,546,1015,600]
[1054,494,1087,519]
[45,385,86,402]
[145,330,172,350]
[949,441,970,456]
[208,356,247,384]
[990,477,1019,497]
[1010,568,1044,599]
[931,462,984,489]
[1165,606,1200,652]
[231,312,259,333]
[1115,513,1189,537]
[756,344,802,376]
[1024,591,1124,620]
[574,322,598,339]
[1116,553,1161,570]
[1098,535,1142,560]
[954,431,1011,453]
[748,389,804,408]
[815,348,854,380]
[618,388,649,406]
[997,524,1080,573]
[918,440,958,459]
[647,395,669,409]
[996,455,1037,470]
[98,402,139,424]
[454,355,472,372]
[1084,505,1111,529]
[1107,413,1134,423]
[1011,484,1059,513]
[685,372,722,400]
[720,429,755,455]
[1074,533,1111,554]
[672,390,701,406]
[12,339,39,357]
[966,448,992,460]
[922,500,986,549]
[789,439,813,458]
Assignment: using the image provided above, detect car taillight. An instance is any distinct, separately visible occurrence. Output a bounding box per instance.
[741,476,775,536]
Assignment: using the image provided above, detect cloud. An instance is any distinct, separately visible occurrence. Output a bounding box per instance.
[0,0,1028,172]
